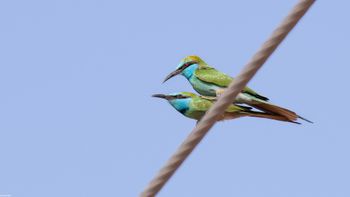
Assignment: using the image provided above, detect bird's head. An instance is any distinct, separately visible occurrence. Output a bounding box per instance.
[152,92,197,114]
[163,55,208,83]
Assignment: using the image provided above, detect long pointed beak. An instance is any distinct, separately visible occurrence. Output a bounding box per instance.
[152,94,168,99]
[163,69,181,83]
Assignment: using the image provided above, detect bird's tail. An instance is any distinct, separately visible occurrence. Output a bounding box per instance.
[249,101,313,123]
[222,111,300,124]
[249,101,298,122]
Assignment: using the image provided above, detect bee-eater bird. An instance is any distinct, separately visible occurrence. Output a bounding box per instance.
[163,56,312,123]
[152,92,300,123]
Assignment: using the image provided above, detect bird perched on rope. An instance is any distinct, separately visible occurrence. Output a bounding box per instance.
[152,92,301,123]
[163,55,312,123]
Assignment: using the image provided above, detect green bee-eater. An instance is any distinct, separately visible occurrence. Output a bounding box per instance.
[152,92,299,123]
[163,56,311,123]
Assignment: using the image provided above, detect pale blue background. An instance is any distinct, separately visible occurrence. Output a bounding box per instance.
[0,1,349,196]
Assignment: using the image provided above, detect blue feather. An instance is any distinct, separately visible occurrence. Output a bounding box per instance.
[181,64,198,79]
[169,98,191,114]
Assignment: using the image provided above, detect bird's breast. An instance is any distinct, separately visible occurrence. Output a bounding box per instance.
[189,75,219,96]
[184,108,205,120]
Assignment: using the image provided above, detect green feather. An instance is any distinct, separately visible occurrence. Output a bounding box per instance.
[189,96,246,112]
[189,97,212,112]
[195,67,232,87]
[195,66,268,101]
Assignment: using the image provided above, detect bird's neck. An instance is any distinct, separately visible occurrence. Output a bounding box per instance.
[169,98,191,114]
[181,64,198,79]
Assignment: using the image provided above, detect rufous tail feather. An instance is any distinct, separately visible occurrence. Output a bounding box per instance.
[222,112,300,124]
[250,102,298,122]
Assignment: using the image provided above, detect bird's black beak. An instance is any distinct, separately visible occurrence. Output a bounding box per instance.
[152,94,168,100]
[163,69,181,83]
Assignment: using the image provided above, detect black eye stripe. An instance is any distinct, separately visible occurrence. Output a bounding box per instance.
[175,95,189,99]
[179,61,197,70]
[180,64,187,70]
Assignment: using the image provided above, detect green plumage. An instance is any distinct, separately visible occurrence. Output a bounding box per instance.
[195,66,268,101]
[162,55,312,123]
[152,92,298,123]
[195,67,231,87]
[189,95,246,113]
[185,96,245,120]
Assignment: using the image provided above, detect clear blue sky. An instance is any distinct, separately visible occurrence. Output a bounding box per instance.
[0,1,349,196]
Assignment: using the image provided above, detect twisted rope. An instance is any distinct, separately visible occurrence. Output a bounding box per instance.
[141,0,315,196]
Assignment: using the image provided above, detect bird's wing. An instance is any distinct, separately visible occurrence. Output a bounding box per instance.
[199,95,253,110]
[195,67,269,101]
[189,97,213,112]
[226,104,248,113]
[242,87,269,101]
[195,67,232,87]
[191,97,246,113]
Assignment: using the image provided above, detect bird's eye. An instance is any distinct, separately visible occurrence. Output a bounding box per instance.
[179,61,196,70]
[178,63,188,70]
